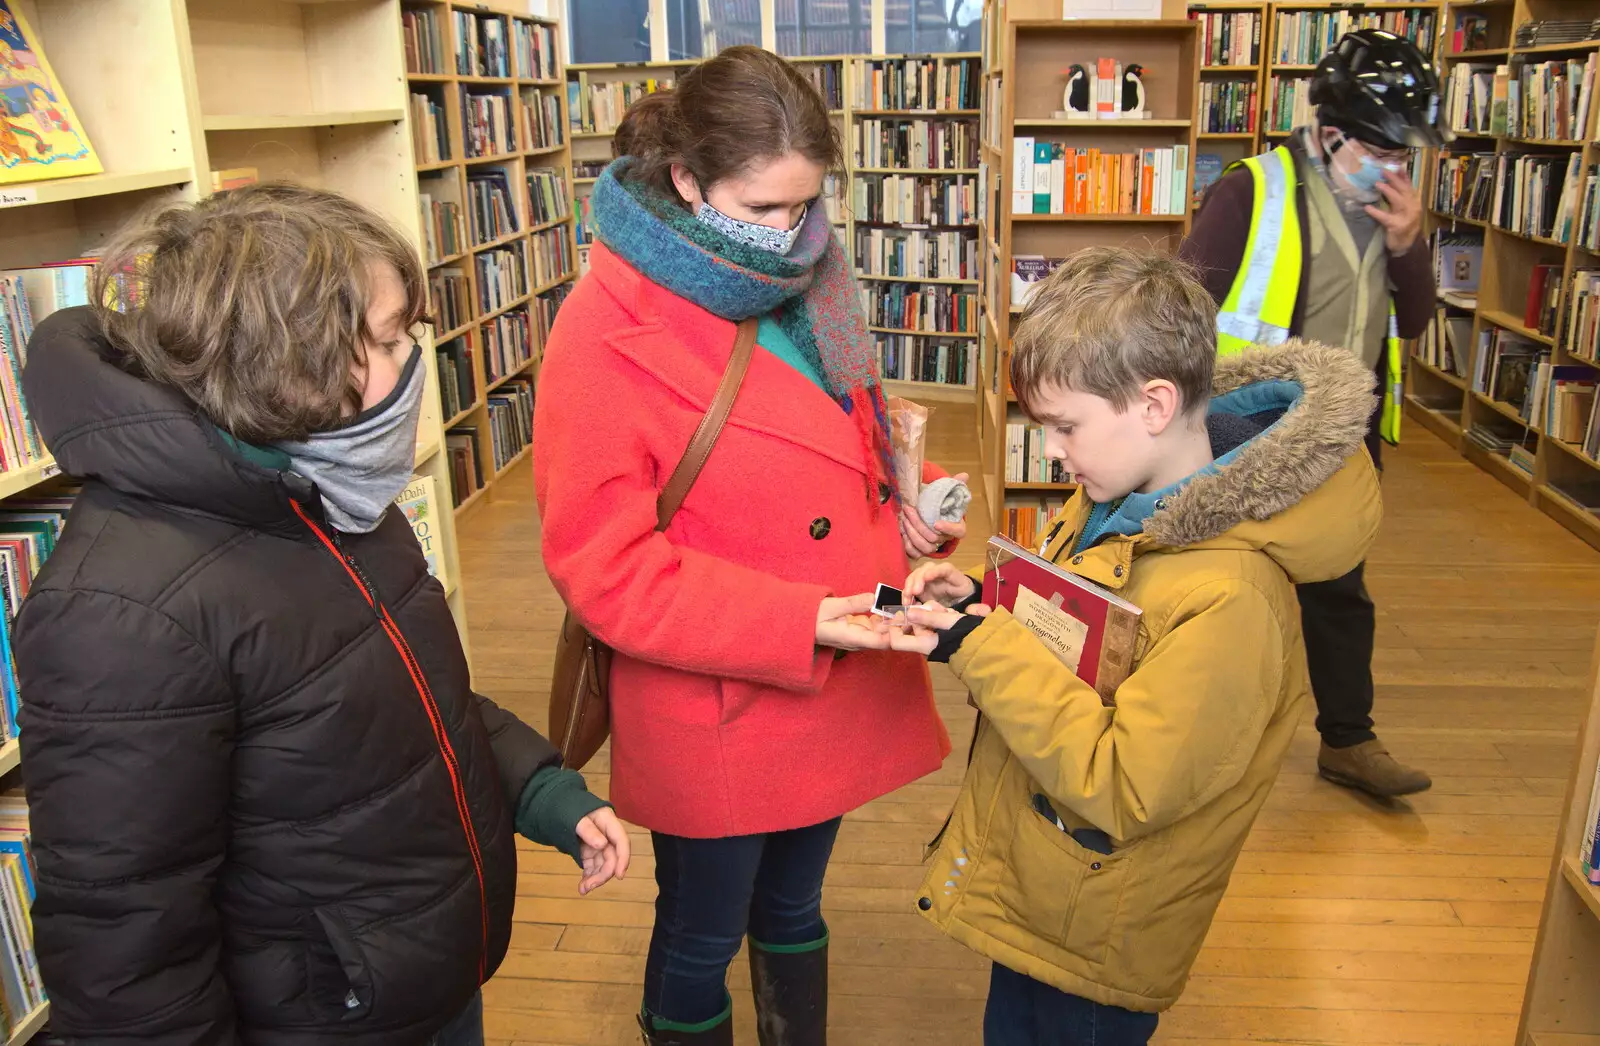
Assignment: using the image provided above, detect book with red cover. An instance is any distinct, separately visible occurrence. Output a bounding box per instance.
[981,534,1143,703]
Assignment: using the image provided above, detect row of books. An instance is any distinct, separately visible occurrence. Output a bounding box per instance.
[875,336,971,387]
[527,168,570,226]
[854,119,979,171]
[1197,79,1259,135]
[429,269,470,335]
[536,281,573,344]
[802,62,843,111]
[0,491,76,750]
[530,228,573,288]
[402,7,445,77]
[1524,264,1564,338]
[861,283,977,335]
[1473,327,1544,411]
[1433,151,1497,222]
[462,90,514,159]
[0,793,42,1033]
[1444,63,1506,136]
[1193,9,1262,67]
[1416,307,1472,379]
[1565,270,1600,365]
[1514,56,1596,142]
[421,194,466,264]
[487,377,535,473]
[514,19,558,82]
[1006,423,1076,486]
[467,170,519,246]
[1465,422,1537,477]
[1495,153,1581,243]
[1576,165,1600,252]
[475,247,528,315]
[446,430,485,506]
[456,11,509,79]
[410,92,450,165]
[854,229,979,282]
[1272,9,1435,66]
[1516,19,1600,49]
[523,89,564,150]
[1525,360,1596,445]
[482,307,533,385]
[0,268,68,472]
[567,75,670,135]
[1013,140,1191,217]
[1267,75,1315,134]
[851,57,980,112]
[852,173,977,226]
[1001,500,1070,552]
[437,338,476,421]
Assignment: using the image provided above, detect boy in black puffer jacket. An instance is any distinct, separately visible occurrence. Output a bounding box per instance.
[14,184,630,1046]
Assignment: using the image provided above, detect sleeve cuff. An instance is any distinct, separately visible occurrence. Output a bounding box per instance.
[513,766,610,864]
[929,613,986,664]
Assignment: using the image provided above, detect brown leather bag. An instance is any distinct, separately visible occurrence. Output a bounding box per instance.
[547,317,758,770]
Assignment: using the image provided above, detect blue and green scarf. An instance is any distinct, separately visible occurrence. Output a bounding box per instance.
[591,158,895,506]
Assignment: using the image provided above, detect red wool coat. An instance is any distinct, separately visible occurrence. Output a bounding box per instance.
[533,243,953,838]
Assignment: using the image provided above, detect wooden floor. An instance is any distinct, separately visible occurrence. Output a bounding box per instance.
[458,412,1600,1046]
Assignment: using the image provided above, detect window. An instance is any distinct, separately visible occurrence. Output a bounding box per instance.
[667,0,762,61]
[885,0,983,54]
[567,0,649,64]
[775,0,871,58]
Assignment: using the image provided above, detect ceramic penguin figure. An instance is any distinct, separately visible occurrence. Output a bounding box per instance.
[1121,64,1147,118]
[1063,64,1089,117]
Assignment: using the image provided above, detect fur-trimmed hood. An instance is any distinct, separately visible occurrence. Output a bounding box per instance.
[1142,338,1383,584]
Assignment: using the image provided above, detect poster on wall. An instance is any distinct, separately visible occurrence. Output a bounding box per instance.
[0,0,102,186]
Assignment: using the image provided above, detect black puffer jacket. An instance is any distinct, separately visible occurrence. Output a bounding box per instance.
[14,307,558,1045]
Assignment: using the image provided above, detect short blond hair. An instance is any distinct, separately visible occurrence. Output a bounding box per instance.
[93,183,427,443]
[1011,247,1217,419]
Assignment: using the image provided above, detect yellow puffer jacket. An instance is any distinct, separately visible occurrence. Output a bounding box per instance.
[917,340,1383,1013]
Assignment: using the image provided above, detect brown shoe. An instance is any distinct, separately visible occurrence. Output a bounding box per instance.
[1318,739,1432,798]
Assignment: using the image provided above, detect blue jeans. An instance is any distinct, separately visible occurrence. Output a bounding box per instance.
[984,964,1158,1046]
[428,990,484,1046]
[642,817,842,1025]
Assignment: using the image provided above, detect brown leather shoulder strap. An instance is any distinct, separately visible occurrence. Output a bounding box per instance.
[656,316,758,531]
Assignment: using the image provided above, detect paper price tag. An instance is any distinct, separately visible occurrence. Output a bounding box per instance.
[0,188,38,209]
[39,462,61,480]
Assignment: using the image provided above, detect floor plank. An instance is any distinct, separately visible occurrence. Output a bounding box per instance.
[458,413,1599,1044]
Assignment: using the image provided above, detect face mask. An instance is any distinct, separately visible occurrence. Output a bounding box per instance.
[696,199,807,255]
[275,345,427,534]
[1329,132,1405,204]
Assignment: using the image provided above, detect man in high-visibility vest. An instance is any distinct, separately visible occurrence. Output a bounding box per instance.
[1179,29,1443,799]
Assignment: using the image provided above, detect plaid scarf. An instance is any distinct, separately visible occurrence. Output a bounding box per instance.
[591,158,895,507]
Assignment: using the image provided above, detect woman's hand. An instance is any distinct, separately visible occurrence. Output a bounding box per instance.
[904,562,977,608]
[576,807,632,896]
[901,472,969,560]
[816,594,892,652]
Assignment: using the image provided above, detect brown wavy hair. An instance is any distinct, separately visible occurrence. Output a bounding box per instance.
[613,45,842,203]
[92,183,427,443]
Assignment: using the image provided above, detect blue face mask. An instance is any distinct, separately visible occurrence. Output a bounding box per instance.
[1332,132,1405,203]
[696,200,807,255]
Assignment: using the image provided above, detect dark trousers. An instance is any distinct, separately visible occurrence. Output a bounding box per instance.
[983,964,1158,1046]
[1295,363,1385,750]
[426,991,483,1046]
[642,817,841,1025]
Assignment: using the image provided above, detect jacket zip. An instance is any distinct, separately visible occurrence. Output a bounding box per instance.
[290,500,490,984]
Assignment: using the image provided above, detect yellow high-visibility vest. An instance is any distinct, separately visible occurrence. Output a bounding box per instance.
[1215,146,1403,445]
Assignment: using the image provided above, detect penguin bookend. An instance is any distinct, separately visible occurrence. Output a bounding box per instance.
[1118,64,1149,119]
[1057,63,1090,118]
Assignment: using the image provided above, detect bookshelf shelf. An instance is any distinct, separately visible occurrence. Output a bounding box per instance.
[882,379,979,401]
[1514,40,1600,56]
[1015,118,1193,128]
[1480,309,1556,346]
[855,167,983,174]
[463,151,522,166]
[1404,395,1466,443]
[1415,356,1468,390]
[0,458,62,502]
[0,167,195,209]
[1201,64,1259,72]
[479,293,533,325]
[1013,213,1188,222]
[857,273,980,285]
[1199,131,1258,139]
[491,442,534,484]
[1432,208,1488,228]
[531,273,576,297]
[1446,46,1511,59]
[856,109,982,116]
[415,438,441,468]
[5,1004,48,1046]
[0,741,19,779]
[1529,1031,1600,1046]
[870,326,980,338]
[444,401,483,431]
[417,159,458,173]
[1473,390,1532,426]
[486,357,537,394]
[1007,481,1078,491]
[200,109,406,131]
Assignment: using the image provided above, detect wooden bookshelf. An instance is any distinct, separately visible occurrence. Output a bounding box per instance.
[1409,0,1600,552]
[1518,631,1600,1044]
[404,1,570,524]
[980,11,1200,542]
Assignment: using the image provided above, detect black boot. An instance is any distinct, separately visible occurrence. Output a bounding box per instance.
[748,927,828,1046]
[638,996,734,1046]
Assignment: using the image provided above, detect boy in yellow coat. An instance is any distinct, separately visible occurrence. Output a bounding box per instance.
[896,248,1383,1045]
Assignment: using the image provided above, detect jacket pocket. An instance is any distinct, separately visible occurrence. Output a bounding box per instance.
[309,870,481,1026]
[993,799,1133,968]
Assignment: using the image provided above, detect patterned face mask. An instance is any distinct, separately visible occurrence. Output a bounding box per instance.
[695,199,808,255]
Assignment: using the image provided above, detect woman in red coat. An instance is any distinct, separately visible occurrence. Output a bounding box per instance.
[533,45,962,1046]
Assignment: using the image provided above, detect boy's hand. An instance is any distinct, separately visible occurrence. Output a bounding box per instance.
[905,562,977,607]
[900,473,969,559]
[886,603,991,655]
[576,808,631,895]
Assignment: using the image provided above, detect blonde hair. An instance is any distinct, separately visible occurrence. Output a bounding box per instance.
[1011,247,1217,419]
[92,183,427,443]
